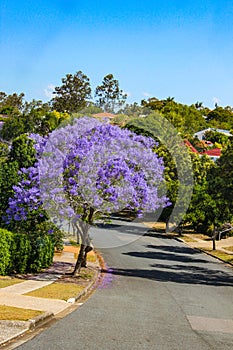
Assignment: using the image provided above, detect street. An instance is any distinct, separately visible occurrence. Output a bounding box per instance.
[15,221,233,350]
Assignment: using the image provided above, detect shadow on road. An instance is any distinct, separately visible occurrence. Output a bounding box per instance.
[102,244,233,287]
[104,266,233,286]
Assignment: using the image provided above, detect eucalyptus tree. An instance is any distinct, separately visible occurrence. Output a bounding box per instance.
[95,74,127,112]
[51,71,92,113]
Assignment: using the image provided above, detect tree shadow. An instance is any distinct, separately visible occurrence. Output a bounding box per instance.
[102,244,233,287]
[123,250,207,264]
[103,266,233,286]
[147,244,200,255]
[95,222,148,236]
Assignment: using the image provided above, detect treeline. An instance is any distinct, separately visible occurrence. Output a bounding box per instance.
[0,70,233,241]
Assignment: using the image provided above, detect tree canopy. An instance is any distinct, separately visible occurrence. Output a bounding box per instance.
[5,118,169,274]
[95,74,127,112]
[51,71,92,113]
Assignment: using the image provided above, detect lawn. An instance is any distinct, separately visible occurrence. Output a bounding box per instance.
[25,282,85,301]
[200,248,233,265]
[0,305,43,321]
[0,277,23,288]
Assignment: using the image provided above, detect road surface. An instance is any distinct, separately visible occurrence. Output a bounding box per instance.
[16,220,233,350]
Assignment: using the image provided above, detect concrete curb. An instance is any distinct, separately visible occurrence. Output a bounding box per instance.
[0,312,53,347]
[0,251,102,348]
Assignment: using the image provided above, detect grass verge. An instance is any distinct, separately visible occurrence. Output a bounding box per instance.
[180,235,197,243]
[200,248,233,265]
[25,282,85,301]
[0,305,43,321]
[0,277,23,289]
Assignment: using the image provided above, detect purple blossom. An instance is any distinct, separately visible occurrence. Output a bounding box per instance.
[5,117,169,225]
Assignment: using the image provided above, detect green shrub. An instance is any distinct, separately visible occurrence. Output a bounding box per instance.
[12,233,31,274]
[0,228,15,275]
[28,235,54,272]
[34,221,64,252]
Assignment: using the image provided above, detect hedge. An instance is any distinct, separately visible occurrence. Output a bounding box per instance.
[0,228,54,275]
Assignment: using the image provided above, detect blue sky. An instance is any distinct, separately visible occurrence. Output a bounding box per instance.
[1,0,233,108]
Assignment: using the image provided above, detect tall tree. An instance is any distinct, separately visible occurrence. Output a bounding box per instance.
[207,139,233,227]
[51,71,91,113]
[0,92,25,115]
[95,74,127,112]
[5,118,168,275]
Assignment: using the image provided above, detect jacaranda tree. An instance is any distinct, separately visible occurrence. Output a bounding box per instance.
[5,117,169,275]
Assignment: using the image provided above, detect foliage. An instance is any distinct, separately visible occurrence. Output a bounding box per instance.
[28,235,54,272]
[51,71,92,113]
[0,92,25,115]
[141,97,208,134]
[0,229,14,275]
[0,161,20,226]
[182,154,216,233]
[0,228,54,275]
[0,115,26,141]
[203,130,231,147]
[11,233,31,273]
[125,114,194,229]
[9,134,36,168]
[5,117,169,275]
[79,103,103,115]
[118,102,150,117]
[206,106,233,129]
[207,139,233,227]
[0,142,9,161]
[95,74,127,112]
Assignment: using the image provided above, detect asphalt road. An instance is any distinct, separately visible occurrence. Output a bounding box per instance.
[16,221,233,350]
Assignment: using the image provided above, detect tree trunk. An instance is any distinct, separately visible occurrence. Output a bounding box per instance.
[81,245,93,267]
[165,219,169,234]
[212,227,218,251]
[72,208,94,276]
[73,244,86,276]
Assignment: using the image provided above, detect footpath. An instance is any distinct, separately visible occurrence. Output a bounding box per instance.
[0,245,101,348]
[178,233,233,262]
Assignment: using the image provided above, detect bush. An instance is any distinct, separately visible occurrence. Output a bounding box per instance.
[27,235,54,272]
[0,228,15,275]
[12,233,31,274]
[0,228,55,275]
[34,221,64,252]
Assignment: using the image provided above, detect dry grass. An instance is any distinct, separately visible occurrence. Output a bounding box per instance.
[25,282,84,301]
[180,235,197,243]
[0,277,23,289]
[143,222,166,230]
[0,305,43,321]
[225,246,233,252]
[200,249,233,264]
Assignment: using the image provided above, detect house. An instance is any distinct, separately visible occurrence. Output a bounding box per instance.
[194,128,232,140]
[201,148,221,162]
[184,139,221,162]
[183,140,199,153]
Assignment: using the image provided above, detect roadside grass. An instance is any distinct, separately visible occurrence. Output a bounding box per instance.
[0,277,23,288]
[199,248,233,264]
[226,246,233,252]
[0,305,43,321]
[180,235,197,243]
[79,270,95,280]
[143,222,166,230]
[24,282,85,301]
